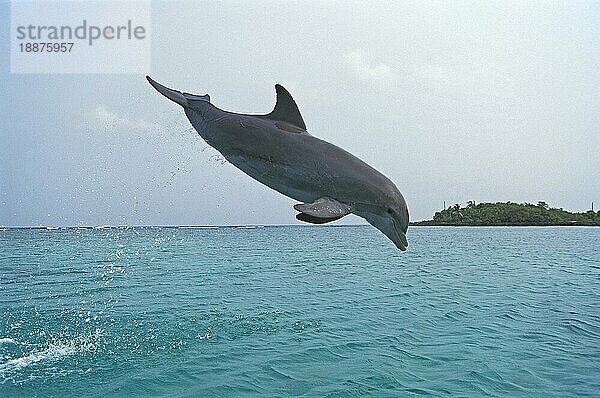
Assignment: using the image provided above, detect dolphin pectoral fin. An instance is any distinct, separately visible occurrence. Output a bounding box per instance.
[296,213,343,224]
[293,197,352,224]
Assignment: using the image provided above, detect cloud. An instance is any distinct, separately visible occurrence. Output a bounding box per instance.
[89,104,158,132]
[417,65,450,82]
[344,50,397,85]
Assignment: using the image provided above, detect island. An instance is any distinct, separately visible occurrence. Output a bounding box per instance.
[412,201,600,226]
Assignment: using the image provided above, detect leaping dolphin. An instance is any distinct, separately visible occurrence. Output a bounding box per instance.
[146,76,409,250]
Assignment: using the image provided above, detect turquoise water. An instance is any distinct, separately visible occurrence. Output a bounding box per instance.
[1,226,599,397]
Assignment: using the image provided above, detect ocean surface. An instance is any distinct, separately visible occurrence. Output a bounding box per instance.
[0,226,599,397]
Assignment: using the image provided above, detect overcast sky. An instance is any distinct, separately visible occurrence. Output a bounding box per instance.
[1,1,599,227]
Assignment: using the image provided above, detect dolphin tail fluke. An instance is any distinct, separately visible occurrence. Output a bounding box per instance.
[146,76,210,107]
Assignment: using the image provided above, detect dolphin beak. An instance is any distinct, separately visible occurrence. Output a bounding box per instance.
[389,220,409,251]
[365,215,409,251]
[146,76,189,107]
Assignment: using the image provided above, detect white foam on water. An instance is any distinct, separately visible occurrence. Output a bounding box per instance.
[0,343,77,374]
[0,338,16,345]
[0,329,102,377]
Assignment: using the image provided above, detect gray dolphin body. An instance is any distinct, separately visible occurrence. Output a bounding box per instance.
[147,77,409,250]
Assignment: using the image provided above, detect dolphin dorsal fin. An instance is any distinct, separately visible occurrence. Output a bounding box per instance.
[266,84,306,130]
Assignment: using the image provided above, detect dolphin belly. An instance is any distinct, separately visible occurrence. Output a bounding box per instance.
[222,138,389,209]
[224,152,323,203]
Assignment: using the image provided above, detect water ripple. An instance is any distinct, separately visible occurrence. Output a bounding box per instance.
[1,226,599,397]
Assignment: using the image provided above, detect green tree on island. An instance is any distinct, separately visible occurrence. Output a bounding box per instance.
[414,202,599,226]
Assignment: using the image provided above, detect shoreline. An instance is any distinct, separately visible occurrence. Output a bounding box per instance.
[410,221,600,227]
[410,223,600,227]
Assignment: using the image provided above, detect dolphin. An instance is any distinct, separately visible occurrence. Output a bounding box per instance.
[146,77,409,250]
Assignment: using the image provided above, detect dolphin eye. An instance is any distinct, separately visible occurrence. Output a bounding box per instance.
[387,208,394,215]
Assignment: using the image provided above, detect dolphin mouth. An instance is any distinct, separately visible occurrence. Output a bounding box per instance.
[393,220,409,251]
[363,213,408,251]
[146,76,189,107]
[397,231,408,251]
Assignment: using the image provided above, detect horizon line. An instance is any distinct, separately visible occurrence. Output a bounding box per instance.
[0,223,378,230]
